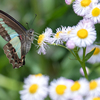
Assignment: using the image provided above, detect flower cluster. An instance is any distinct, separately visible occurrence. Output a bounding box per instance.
[19,74,100,100]
[36,0,100,55]
[37,21,96,55]
[49,77,100,100]
[36,0,100,78]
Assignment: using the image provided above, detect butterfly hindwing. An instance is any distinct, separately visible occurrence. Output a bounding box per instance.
[9,36,21,59]
[3,42,25,68]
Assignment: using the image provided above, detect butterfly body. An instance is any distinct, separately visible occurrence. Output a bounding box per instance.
[0,10,34,68]
[21,29,34,56]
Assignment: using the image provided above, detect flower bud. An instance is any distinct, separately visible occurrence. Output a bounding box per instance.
[66,40,75,49]
[65,0,72,5]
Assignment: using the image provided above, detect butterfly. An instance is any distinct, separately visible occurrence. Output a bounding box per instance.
[0,10,34,68]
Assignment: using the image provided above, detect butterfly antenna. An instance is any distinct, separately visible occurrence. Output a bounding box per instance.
[26,22,30,29]
[30,14,37,27]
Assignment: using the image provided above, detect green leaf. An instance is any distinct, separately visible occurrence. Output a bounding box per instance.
[0,88,11,100]
[0,55,9,70]
[85,48,96,61]
[94,42,100,45]
[0,74,23,91]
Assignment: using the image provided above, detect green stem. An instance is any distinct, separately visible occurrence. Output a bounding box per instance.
[73,47,88,80]
[48,43,88,80]
[81,47,88,80]
[0,74,23,91]
[49,43,77,58]
[73,47,82,63]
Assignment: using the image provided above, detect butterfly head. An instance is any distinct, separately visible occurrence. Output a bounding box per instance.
[26,29,34,43]
[28,29,34,35]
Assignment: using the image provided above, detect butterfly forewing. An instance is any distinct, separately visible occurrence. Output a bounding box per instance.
[0,10,27,34]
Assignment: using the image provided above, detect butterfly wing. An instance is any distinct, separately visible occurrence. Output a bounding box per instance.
[3,42,25,68]
[0,10,27,68]
[0,10,27,42]
[10,36,21,59]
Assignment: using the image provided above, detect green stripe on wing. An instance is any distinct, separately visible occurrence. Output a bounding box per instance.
[10,37,21,59]
[0,18,19,39]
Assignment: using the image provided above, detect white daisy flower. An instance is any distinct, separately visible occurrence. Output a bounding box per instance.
[77,19,95,28]
[53,26,68,45]
[72,95,84,100]
[73,0,98,16]
[85,96,100,100]
[89,78,100,96]
[84,4,100,24]
[70,78,89,97]
[79,45,100,64]
[19,74,49,100]
[37,27,53,55]
[24,73,49,86]
[60,26,75,42]
[49,77,74,100]
[69,21,96,47]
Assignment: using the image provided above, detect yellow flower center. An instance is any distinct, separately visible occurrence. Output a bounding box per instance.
[35,73,42,77]
[77,29,88,39]
[29,84,38,94]
[56,85,67,95]
[92,7,100,17]
[37,34,45,45]
[93,97,100,100]
[55,31,63,38]
[67,30,71,34]
[71,81,80,91]
[89,81,98,90]
[81,0,91,7]
[92,47,100,55]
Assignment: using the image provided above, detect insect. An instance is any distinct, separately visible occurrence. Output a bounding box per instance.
[0,10,34,68]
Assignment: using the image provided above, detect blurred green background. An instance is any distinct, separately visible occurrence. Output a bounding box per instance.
[0,0,100,100]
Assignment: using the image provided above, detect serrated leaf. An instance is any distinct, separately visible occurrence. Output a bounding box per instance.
[85,48,96,61]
